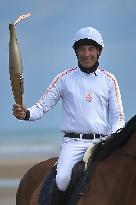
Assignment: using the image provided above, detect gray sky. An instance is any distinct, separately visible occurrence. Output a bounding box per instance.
[0,0,136,133]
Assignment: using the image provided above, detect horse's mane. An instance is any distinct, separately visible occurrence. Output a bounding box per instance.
[67,115,136,205]
[90,115,136,162]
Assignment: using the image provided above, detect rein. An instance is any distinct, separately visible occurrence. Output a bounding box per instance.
[117,149,136,160]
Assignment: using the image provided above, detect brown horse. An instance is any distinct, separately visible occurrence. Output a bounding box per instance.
[16,115,136,205]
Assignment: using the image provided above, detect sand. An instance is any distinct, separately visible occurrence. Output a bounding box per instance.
[0,152,58,205]
[0,163,31,205]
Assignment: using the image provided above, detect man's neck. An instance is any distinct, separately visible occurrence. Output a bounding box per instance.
[78,61,99,74]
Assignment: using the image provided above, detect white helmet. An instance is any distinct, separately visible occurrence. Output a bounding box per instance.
[73,27,104,51]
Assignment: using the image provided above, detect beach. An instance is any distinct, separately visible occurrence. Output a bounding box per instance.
[0,151,59,205]
[0,161,25,205]
[0,157,32,205]
[0,129,62,205]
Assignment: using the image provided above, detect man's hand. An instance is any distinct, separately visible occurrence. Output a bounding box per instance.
[13,104,27,120]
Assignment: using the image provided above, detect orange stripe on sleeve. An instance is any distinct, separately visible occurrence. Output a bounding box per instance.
[99,68,124,128]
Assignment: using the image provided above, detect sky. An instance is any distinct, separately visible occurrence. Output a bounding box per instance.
[0,0,136,134]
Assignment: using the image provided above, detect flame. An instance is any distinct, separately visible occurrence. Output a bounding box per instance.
[14,13,31,26]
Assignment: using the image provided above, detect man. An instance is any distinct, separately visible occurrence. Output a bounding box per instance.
[13,27,125,205]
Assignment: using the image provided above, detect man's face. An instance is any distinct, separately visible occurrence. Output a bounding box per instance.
[76,45,99,69]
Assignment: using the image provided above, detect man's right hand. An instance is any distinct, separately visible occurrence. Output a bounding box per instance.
[13,104,27,120]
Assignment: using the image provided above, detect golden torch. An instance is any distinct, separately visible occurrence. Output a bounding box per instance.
[9,13,31,105]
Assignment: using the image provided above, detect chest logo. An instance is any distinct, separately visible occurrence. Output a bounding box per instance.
[85,93,93,102]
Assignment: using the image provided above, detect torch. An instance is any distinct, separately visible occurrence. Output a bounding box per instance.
[9,13,31,105]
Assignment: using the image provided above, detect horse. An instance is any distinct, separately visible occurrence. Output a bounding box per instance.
[16,115,136,205]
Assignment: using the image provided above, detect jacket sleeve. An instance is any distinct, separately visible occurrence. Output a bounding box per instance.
[108,75,125,133]
[27,73,64,121]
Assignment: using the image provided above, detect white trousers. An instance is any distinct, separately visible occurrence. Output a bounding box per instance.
[56,137,103,191]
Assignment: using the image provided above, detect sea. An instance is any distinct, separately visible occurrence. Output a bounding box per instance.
[0,128,63,189]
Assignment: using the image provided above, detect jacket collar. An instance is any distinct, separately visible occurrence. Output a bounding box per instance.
[78,61,99,75]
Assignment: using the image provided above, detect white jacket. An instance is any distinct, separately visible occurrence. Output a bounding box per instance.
[28,66,125,135]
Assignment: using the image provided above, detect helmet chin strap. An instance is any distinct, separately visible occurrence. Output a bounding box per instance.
[78,60,99,75]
